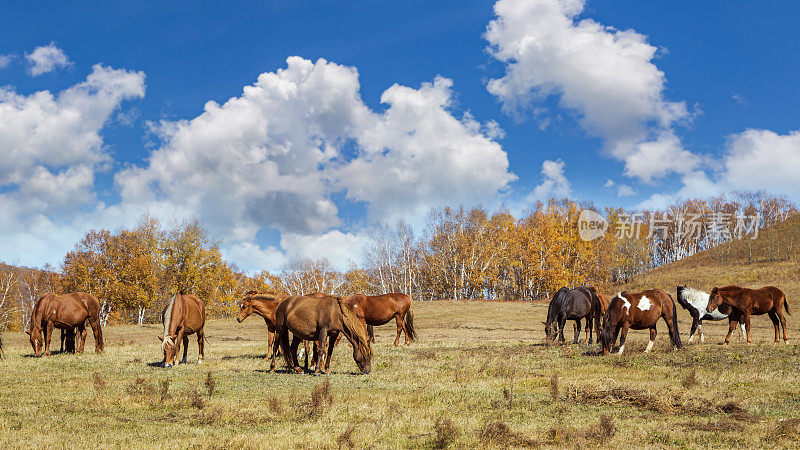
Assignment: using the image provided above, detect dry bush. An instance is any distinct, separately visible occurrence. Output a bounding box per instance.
[205,371,216,396]
[310,379,333,418]
[336,424,357,449]
[92,372,106,394]
[160,378,172,402]
[478,421,535,447]
[267,395,283,415]
[126,377,156,399]
[412,348,437,360]
[430,417,459,449]
[681,368,699,389]
[584,414,616,442]
[194,406,224,425]
[187,388,205,409]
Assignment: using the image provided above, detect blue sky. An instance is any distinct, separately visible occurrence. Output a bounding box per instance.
[1,0,799,271]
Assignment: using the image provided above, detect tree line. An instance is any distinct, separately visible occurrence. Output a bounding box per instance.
[0,191,795,330]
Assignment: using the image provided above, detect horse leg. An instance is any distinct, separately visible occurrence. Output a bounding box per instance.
[197,329,205,363]
[316,329,328,374]
[394,314,403,347]
[586,316,592,345]
[181,333,189,364]
[268,329,283,372]
[573,320,581,344]
[77,324,87,353]
[325,331,338,372]
[778,308,789,344]
[89,319,103,354]
[699,320,706,343]
[44,321,54,356]
[744,312,752,343]
[645,328,657,353]
[617,322,630,355]
[768,311,780,343]
[723,318,737,345]
[289,336,303,373]
[60,329,66,353]
[558,317,567,344]
[688,317,699,344]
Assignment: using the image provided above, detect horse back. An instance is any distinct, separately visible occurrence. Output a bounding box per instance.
[180,294,206,333]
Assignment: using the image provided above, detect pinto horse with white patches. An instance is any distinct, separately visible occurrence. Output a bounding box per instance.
[706,285,791,344]
[159,293,206,367]
[676,285,745,343]
[600,289,682,355]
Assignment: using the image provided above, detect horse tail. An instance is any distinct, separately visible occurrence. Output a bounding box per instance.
[367,324,374,342]
[784,294,792,315]
[279,329,293,369]
[404,306,417,342]
[668,293,683,349]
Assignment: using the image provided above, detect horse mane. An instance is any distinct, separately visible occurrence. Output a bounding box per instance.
[162,293,176,350]
[545,287,569,324]
[336,298,370,353]
[245,291,285,302]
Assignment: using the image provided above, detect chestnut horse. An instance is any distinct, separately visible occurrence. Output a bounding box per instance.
[589,287,611,341]
[345,293,415,346]
[706,285,791,344]
[270,295,372,374]
[159,293,206,367]
[27,292,104,356]
[600,289,682,355]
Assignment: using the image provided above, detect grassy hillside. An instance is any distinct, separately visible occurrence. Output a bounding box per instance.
[2,301,800,448]
[621,214,800,301]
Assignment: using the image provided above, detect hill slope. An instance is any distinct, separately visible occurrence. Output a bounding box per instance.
[620,214,800,300]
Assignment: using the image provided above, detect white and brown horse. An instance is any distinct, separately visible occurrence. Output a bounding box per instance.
[600,289,682,355]
[706,285,791,344]
[159,293,206,367]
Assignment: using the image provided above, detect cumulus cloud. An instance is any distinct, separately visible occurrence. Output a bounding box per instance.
[25,42,72,76]
[720,129,800,198]
[485,0,696,182]
[115,56,514,271]
[530,159,570,201]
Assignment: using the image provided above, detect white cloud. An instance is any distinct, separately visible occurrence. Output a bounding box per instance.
[281,230,369,269]
[25,43,72,76]
[530,159,570,201]
[721,129,800,198]
[617,184,635,197]
[485,0,695,182]
[115,56,514,272]
[604,179,615,188]
[0,54,14,69]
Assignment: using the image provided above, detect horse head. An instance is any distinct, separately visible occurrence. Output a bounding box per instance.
[543,321,558,343]
[337,299,372,374]
[158,335,177,367]
[706,287,722,313]
[599,294,625,355]
[28,327,43,356]
[236,296,253,323]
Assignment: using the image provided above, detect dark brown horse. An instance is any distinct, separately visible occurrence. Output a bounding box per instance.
[27,292,104,356]
[269,295,372,374]
[159,293,206,367]
[544,286,598,344]
[706,285,791,344]
[600,289,682,355]
[344,293,415,346]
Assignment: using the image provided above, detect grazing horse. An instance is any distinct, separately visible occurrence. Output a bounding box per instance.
[345,293,415,346]
[270,295,371,374]
[676,285,745,343]
[544,286,598,344]
[27,292,104,356]
[159,293,206,367]
[600,289,682,355]
[589,287,611,340]
[706,285,791,344]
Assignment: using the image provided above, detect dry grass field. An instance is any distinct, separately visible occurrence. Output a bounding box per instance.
[3,298,800,448]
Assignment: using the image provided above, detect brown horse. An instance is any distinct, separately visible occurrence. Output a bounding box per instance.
[269,295,372,374]
[236,291,287,354]
[159,293,206,367]
[344,293,415,346]
[706,285,791,344]
[599,289,682,355]
[589,287,611,341]
[27,292,104,356]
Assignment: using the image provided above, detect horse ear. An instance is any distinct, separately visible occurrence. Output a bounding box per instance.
[158,336,164,342]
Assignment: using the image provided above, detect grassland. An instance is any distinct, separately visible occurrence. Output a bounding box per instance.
[2,299,800,448]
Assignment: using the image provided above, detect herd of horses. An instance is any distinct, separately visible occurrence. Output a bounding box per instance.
[544,285,791,354]
[23,283,791,373]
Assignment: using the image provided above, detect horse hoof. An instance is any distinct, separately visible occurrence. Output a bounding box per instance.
[164,363,173,368]
[293,367,304,374]
[197,359,204,364]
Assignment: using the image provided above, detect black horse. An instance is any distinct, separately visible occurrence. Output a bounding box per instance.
[544,286,599,344]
